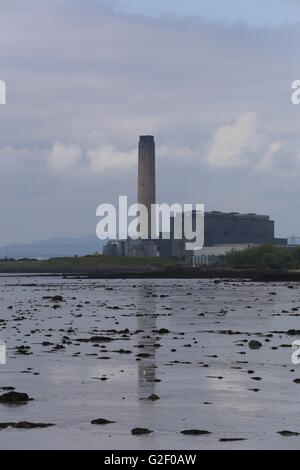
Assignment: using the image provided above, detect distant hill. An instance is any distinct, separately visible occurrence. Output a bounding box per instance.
[0,234,105,259]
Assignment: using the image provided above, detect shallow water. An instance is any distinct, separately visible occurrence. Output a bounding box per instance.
[0,275,300,449]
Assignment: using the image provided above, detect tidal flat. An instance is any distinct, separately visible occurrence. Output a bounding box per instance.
[0,275,300,449]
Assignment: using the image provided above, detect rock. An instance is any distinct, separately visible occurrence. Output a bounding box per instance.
[0,423,13,429]
[147,394,160,401]
[0,391,31,404]
[51,296,64,302]
[293,379,300,384]
[287,329,300,336]
[157,328,169,334]
[90,336,113,343]
[12,422,54,429]
[15,345,31,355]
[248,340,262,350]
[219,438,246,442]
[181,429,211,436]
[131,428,153,435]
[278,430,300,437]
[0,422,54,430]
[91,418,115,425]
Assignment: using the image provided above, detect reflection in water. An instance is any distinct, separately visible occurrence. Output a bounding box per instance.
[135,283,158,399]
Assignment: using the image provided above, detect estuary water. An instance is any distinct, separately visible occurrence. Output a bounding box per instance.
[0,275,299,449]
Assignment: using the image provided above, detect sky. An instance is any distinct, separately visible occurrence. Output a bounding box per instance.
[0,0,300,245]
[115,0,300,27]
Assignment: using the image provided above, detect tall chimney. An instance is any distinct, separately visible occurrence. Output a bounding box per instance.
[138,135,156,238]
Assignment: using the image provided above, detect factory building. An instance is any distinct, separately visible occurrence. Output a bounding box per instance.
[187,244,256,266]
[158,210,279,259]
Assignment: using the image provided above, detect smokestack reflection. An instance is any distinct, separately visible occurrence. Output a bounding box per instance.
[135,283,158,399]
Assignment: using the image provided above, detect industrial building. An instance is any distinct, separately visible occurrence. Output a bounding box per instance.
[187,244,256,266]
[158,210,285,259]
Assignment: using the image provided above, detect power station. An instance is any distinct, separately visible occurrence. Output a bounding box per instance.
[103,135,287,261]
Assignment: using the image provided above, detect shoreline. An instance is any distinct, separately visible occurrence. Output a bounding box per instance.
[0,265,300,281]
[87,268,300,282]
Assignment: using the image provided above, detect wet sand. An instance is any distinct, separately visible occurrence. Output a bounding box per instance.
[0,275,300,449]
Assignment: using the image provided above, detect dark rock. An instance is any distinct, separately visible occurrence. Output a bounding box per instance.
[51,296,64,302]
[91,418,115,425]
[248,340,262,350]
[0,421,53,430]
[90,336,113,343]
[0,422,13,429]
[0,391,31,404]
[157,328,169,334]
[181,429,211,436]
[278,430,300,437]
[114,349,132,354]
[219,438,246,442]
[286,330,300,336]
[53,344,65,350]
[131,428,153,435]
[147,394,160,401]
[15,345,31,355]
[12,422,54,429]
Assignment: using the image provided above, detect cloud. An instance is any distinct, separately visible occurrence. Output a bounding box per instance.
[157,145,199,163]
[0,145,37,161]
[256,141,281,172]
[48,142,82,173]
[87,145,136,173]
[205,112,259,168]
[205,114,285,174]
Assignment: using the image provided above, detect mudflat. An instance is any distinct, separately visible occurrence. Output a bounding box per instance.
[0,275,299,449]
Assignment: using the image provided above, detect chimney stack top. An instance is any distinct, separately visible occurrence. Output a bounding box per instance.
[139,135,154,143]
